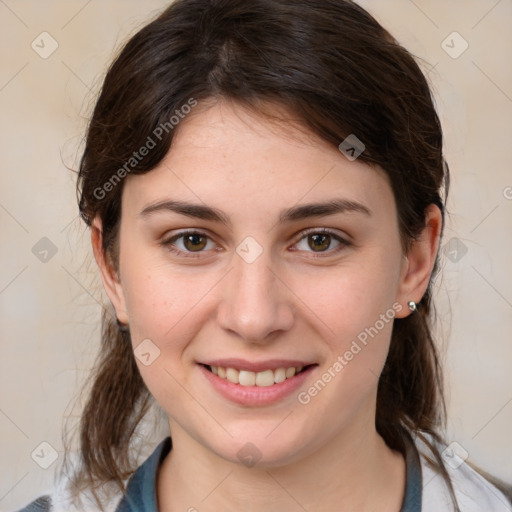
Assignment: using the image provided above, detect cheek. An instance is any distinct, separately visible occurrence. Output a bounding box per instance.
[123,270,207,343]
[288,257,402,401]
[291,257,401,342]
[118,236,206,337]
[292,270,398,428]
[121,268,208,412]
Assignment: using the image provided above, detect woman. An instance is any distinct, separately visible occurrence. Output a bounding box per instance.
[17,0,512,511]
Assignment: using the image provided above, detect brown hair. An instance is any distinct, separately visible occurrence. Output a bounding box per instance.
[61,0,507,509]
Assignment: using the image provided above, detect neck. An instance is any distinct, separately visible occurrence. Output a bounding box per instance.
[157,412,406,512]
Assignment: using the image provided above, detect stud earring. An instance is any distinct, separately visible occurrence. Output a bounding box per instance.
[408,301,417,312]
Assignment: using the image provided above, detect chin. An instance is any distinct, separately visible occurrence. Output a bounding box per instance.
[209,433,309,469]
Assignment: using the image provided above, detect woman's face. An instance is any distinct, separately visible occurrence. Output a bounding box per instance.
[98,100,427,467]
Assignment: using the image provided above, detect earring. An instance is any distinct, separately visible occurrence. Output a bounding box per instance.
[408,301,417,312]
[116,317,129,333]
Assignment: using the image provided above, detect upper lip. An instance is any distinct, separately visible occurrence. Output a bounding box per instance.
[200,359,316,372]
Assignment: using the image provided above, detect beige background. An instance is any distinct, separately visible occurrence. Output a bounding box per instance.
[1,0,511,509]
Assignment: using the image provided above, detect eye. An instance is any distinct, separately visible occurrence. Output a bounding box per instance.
[162,228,350,259]
[293,228,349,255]
[162,230,217,258]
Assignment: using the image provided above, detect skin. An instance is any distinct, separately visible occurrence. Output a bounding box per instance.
[92,99,442,512]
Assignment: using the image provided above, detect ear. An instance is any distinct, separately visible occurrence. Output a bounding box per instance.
[394,204,443,318]
[91,217,129,324]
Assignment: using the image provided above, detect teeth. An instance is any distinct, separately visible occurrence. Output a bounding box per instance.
[239,370,256,386]
[274,367,286,383]
[226,367,239,384]
[255,369,274,387]
[208,365,306,386]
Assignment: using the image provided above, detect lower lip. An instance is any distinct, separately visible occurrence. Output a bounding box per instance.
[198,364,316,406]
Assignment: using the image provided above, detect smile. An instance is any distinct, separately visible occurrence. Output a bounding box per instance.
[206,364,309,387]
[198,363,318,406]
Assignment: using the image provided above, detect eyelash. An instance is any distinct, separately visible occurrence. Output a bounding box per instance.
[161,228,351,259]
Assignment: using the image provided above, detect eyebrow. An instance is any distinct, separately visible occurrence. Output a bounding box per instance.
[139,198,371,225]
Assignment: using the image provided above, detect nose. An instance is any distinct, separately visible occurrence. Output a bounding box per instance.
[216,249,295,344]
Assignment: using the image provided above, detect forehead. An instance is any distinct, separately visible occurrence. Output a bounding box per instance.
[122,100,396,221]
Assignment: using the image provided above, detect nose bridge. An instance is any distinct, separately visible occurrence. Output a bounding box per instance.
[217,248,294,342]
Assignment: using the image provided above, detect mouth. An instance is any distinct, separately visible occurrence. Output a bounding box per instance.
[200,363,316,387]
[197,362,318,406]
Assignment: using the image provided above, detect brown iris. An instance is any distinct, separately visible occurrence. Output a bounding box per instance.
[183,233,207,251]
[308,233,331,251]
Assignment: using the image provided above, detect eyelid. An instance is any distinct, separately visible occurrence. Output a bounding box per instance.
[295,227,349,242]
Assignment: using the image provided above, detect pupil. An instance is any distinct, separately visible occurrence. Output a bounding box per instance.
[309,234,330,251]
[185,234,206,251]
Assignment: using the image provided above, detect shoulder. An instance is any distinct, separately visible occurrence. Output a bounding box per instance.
[414,436,512,512]
[15,462,124,512]
[16,436,171,512]
[16,485,123,512]
[16,495,52,512]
